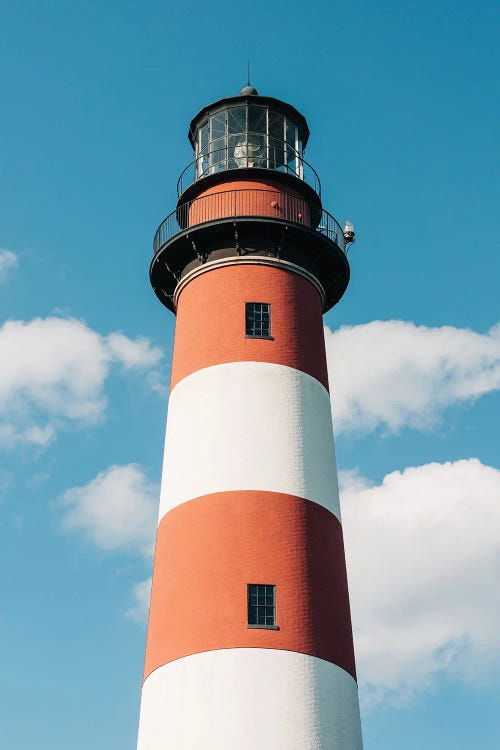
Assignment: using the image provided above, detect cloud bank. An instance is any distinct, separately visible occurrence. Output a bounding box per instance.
[341,458,500,705]
[0,316,162,448]
[324,320,500,433]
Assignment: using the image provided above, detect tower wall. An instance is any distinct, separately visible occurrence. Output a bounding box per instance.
[187,178,312,227]
[136,263,363,749]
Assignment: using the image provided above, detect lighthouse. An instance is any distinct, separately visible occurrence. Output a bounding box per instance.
[137,84,363,749]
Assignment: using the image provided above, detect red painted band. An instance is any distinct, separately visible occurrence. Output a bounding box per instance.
[170,264,329,391]
[144,491,356,682]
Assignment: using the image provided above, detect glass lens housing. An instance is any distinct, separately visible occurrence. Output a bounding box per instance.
[194,104,303,180]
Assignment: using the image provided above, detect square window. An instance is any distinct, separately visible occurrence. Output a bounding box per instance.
[246,302,271,338]
[247,584,276,628]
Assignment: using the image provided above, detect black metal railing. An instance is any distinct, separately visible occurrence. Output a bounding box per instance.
[176,134,321,196]
[153,189,346,256]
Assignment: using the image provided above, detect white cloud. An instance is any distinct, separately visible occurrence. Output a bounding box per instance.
[126,577,152,623]
[106,332,162,369]
[0,316,162,448]
[324,320,500,433]
[0,422,55,449]
[341,458,500,705]
[0,248,18,283]
[59,464,157,557]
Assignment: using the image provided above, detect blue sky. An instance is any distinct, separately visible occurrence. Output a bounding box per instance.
[1,1,499,748]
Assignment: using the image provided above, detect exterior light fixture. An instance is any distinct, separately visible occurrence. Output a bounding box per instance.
[343,220,356,243]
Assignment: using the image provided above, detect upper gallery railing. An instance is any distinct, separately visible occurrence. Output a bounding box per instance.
[153,188,346,256]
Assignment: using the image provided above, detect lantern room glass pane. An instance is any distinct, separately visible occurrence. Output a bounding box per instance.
[229,132,266,169]
[210,111,226,140]
[200,123,209,153]
[208,136,226,174]
[269,110,284,140]
[248,105,267,134]
[228,106,246,134]
[285,121,298,175]
[197,122,209,177]
[208,111,226,174]
[268,111,285,169]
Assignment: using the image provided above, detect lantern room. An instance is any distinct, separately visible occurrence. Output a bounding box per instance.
[177,85,320,197]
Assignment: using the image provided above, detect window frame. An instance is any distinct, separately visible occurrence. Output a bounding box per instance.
[247,583,278,630]
[245,301,273,340]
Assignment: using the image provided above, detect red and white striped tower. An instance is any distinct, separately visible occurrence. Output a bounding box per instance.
[137,84,362,749]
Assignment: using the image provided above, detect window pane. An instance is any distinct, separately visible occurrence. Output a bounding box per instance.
[196,123,209,177]
[228,106,246,134]
[210,111,225,141]
[286,122,298,173]
[200,123,209,153]
[269,111,284,140]
[248,105,267,133]
[230,132,266,169]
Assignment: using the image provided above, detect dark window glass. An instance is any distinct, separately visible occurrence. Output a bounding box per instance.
[269,111,284,140]
[286,121,298,169]
[248,584,275,627]
[245,302,271,338]
[268,111,285,168]
[228,106,246,134]
[248,105,267,134]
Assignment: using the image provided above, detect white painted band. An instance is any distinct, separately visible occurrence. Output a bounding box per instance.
[137,649,363,750]
[158,361,341,522]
